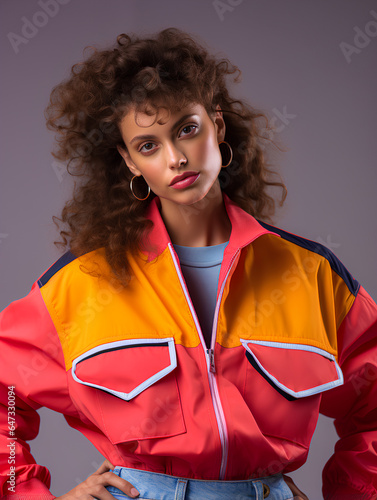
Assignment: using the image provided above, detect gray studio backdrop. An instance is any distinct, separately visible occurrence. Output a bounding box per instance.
[1,1,376,498]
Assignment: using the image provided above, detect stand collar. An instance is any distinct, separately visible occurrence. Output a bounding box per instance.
[140,193,278,262]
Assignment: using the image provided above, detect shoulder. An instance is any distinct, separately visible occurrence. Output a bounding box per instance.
[256,219,360,297]
[37,247,109,289]
[37,250,78,288]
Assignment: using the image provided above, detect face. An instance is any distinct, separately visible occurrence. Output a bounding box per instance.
[117,102,226,210]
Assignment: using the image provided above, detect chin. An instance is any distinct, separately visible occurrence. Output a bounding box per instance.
[183,187,209,201]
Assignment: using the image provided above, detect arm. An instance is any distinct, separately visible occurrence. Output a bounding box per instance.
[0,281,64,498]
[0,281,141,500]
[320,286,377,500]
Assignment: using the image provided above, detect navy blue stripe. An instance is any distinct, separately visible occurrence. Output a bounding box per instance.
[245,351,296,401]
[257,220,360,296]
[79,342,170,363]
[38,250,77,288]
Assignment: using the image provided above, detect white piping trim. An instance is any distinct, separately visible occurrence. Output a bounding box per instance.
[211,250,240,352]
[240,339,344,398]
[71,338,177,401]
[211,374,228,478]
[241,339,336,360]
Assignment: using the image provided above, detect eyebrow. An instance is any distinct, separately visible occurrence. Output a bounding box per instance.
[129,114,197,145]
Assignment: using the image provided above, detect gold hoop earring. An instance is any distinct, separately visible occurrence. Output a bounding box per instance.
[130,175,150,201]
[218,141,233,168]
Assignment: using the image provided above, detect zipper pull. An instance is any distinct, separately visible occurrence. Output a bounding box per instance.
[208,349,216,373]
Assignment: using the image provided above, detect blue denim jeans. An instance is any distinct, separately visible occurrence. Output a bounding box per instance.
[106,466,294,499]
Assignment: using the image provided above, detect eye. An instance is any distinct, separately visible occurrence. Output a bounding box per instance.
[179,124,198,137]
[139,142,156,153]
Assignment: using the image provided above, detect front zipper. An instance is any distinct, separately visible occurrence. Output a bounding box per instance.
[168,243,240,480]
[208,348,216,373]
[208,248,240,478]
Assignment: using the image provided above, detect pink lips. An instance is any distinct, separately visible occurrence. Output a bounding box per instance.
[169,171,200,189]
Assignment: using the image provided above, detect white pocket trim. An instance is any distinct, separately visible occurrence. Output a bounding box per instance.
[240,339,344,399]
[71,337,177,401]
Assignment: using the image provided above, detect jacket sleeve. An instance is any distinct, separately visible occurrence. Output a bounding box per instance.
[320,285,377,500]
[0,280,71,499]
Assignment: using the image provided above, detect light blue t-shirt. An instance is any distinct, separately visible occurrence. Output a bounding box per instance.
[172,241,228,348]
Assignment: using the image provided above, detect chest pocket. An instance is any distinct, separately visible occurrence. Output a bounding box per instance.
[71,338,186,444]
[241,339,343,401]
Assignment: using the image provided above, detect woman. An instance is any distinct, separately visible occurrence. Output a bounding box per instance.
[1,28,376,500]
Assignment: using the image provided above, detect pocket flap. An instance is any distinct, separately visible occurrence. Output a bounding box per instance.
[241,339,343,399]
[72,338,177,401]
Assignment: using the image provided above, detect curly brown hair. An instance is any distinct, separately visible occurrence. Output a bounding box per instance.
[45,27,287,286]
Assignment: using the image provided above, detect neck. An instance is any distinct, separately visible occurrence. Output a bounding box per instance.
[159,184,231,247]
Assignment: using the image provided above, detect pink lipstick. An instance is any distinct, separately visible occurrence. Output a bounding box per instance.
[169,172,200,189]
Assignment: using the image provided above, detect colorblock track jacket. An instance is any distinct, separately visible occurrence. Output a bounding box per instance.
[1,193,377,499]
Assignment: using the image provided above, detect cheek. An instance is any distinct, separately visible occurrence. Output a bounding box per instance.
[136,161,161,186]
[193,135,221,168]
[144,173,161,190]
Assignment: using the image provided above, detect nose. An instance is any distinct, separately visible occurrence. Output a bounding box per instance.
[165,142,187,169]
